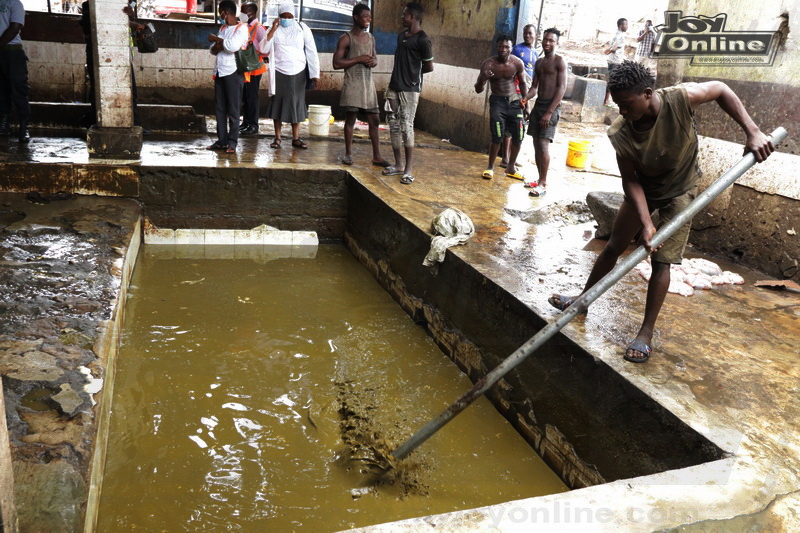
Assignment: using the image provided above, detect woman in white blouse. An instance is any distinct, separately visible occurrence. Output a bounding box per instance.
[260,1,320,149]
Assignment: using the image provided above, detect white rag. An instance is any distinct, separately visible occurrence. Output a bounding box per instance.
[423,208,475,266]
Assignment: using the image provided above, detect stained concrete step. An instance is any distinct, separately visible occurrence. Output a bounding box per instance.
[28,102,207,134]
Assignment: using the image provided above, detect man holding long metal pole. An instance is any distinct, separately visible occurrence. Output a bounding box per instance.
[548,60,774,363]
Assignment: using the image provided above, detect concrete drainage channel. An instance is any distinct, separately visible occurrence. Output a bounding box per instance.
[3,166,728,532]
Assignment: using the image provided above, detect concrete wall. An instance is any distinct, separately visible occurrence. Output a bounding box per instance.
[138,166,350,240]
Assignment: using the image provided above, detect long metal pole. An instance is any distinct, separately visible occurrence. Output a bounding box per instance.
[392,127,788,461]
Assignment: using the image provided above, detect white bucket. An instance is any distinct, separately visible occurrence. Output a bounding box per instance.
[308,105,332,137]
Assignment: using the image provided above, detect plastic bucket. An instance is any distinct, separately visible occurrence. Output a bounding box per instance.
[308,105,332,137]
[566,139,592,169]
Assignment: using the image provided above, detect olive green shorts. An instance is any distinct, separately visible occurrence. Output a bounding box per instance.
[627,187,697,264]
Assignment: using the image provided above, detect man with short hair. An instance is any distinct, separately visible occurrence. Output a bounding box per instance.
[0,0,30,143]
[635,19,656,70]
[207,0,248,153]
[381,2,433,185]
[474,35,527,181]
[238,1,266,136]
[497,23,538,169]
[521,28,566,197]
[603,17,627,107]
[513,24,537,85]
[333,4,389,167]
[548,60,774,363]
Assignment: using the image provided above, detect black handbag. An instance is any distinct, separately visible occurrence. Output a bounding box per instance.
[236,44,264,74]
[135,25,158,54]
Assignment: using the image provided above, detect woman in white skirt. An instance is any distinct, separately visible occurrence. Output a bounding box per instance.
[261,1,320,149]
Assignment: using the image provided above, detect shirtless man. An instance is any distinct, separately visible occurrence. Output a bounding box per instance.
[474,35,528,180]
[521,28,566,197]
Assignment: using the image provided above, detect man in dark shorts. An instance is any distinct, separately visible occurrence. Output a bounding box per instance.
[548,60,774,363]
[521,28,566,197]
[382,2,433,185]
[332,4,389,167]
[474,35,528,180]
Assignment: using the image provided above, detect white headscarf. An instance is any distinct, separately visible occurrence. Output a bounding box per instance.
[279,1,295,17]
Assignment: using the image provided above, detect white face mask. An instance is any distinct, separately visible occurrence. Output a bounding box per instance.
[238,12,249,23]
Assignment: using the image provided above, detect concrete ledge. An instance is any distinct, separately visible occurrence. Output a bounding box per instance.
[30,102,207,134]
[87,126,143,160]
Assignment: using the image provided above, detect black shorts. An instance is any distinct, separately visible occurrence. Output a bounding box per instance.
[527,99,560,141]
[489,95,525,145]
[344,106,379,115]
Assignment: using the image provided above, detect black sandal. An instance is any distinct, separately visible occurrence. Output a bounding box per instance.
[291,138,308,149]
[270,137,281,149]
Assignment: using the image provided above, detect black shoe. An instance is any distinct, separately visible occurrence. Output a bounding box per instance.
[0,115,9,136]
[239,125,258,136]
[18,122,30,144]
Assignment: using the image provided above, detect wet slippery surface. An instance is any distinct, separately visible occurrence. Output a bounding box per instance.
[96,246,566,531]
[0,192,140,531]
[0,121,797,531]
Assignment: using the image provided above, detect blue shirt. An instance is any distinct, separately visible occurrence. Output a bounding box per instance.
[512,43,537,80]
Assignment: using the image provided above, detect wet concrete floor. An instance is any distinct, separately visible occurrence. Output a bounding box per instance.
[0,120,798,531]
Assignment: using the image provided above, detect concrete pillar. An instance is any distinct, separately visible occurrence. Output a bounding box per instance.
[86,0,143,159]
[0,386,18,533]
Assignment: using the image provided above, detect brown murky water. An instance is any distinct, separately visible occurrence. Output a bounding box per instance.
[96,245,567,531]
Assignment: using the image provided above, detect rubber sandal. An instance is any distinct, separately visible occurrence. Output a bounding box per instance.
[400,174,414,185]
[482,170,493,180]
[623,339,652,363]
[547,293,587,314]
[381,166,403,176]
[529,185,547,197]
[372,160,392,168]
[206,141,227,151]
[291,138,308,149]
[505,170,525,180]
[524,180,539,188]
[341,155,353,165]
[225,146,236,154]
[270,138,281,149]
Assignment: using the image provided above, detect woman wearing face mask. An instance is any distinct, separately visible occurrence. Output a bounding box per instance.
[259,1,320,149]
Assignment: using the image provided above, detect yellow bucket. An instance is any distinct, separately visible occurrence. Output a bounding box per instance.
[566,139,592,169]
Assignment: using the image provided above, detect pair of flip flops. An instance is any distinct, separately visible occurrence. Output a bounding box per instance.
[505,170,525,181]
[381,166,414,184]
[482,170,494,180]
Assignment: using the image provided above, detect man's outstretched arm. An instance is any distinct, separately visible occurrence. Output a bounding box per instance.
[685,81,774,162]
